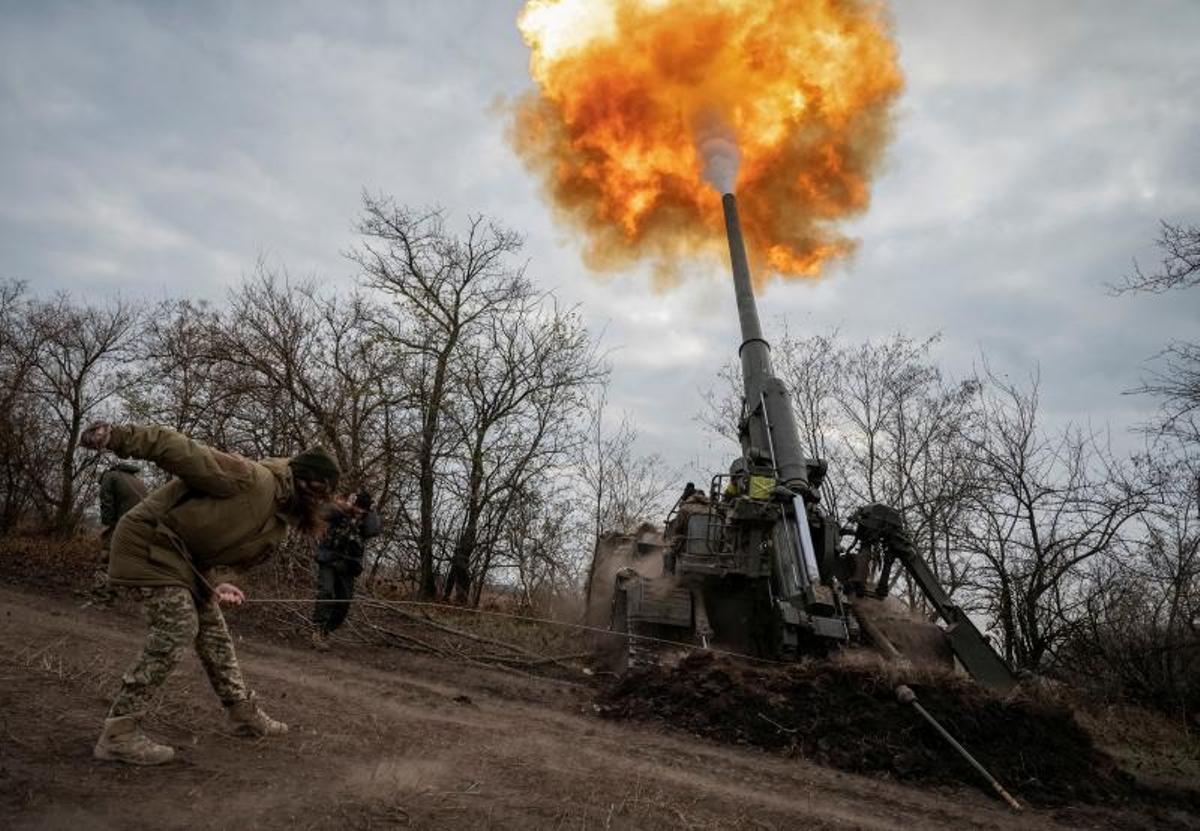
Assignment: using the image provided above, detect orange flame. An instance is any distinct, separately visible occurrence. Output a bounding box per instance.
[510,0,903,289]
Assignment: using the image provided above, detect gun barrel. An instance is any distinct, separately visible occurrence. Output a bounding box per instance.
[721,193,773,393]
[719,192,809,491]
[721,191,829,616]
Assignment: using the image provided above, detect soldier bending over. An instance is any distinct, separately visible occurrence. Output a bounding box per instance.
[80,421,340,766]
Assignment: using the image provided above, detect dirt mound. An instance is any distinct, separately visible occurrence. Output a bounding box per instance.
[597,652,1157,807]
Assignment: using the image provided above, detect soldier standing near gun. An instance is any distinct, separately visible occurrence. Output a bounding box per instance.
[311,490,381,651]
[86,461,147,607]
[79,421,341,766]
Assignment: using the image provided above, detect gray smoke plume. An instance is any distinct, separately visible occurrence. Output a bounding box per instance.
[697,125,741,195]
[698,135,740,194]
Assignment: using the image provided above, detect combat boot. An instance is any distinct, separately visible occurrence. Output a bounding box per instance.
[226,693,288,737]
[93,715,175,765]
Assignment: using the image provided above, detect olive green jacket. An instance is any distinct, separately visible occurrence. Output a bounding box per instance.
[99,463,148,551]
[106,425,297,596]
[99,463,147,526]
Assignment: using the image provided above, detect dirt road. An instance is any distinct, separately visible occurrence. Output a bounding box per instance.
[0,586,1179,830]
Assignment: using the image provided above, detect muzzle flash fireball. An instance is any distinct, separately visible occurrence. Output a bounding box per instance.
[510,0,904,288]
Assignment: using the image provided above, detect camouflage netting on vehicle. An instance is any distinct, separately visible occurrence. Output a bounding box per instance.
[597,652,1137,805]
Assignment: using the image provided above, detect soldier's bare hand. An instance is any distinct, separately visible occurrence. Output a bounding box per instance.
[214,583,246,606]
[80,421,113,450]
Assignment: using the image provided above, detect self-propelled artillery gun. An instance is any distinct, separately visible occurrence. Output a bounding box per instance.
[600,192,1017,693]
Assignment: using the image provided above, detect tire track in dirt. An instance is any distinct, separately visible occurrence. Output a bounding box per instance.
[0,587,1110,829]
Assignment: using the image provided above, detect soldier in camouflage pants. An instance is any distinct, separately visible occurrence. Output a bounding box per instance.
[80,421,333,764]
[108,587,248,717]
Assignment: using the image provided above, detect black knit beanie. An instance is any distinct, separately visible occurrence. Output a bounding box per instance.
[288,447,340,486]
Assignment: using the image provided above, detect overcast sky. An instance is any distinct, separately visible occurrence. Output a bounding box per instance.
[2,1,1198,478]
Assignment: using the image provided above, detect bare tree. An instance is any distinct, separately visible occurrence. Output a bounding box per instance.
[441,297,606,603]
[350,196,534,598]
[1111,220,1200,294]
[218,268,407,479]
[498,490,584,611]
[1134,341,1200,447]
[961,368,1154,669]
[217,270,416,577]
[1112,220,1200,446]
[1059,449,1199,719]
[22,293,140,533]
[0,281,50,529]
[579,386,676,604]
[126,299,234,437]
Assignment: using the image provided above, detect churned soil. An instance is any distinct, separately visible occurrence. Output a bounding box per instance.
[598,652,1200,814]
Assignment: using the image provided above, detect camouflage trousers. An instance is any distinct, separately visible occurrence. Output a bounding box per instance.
[108,587,248,717]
